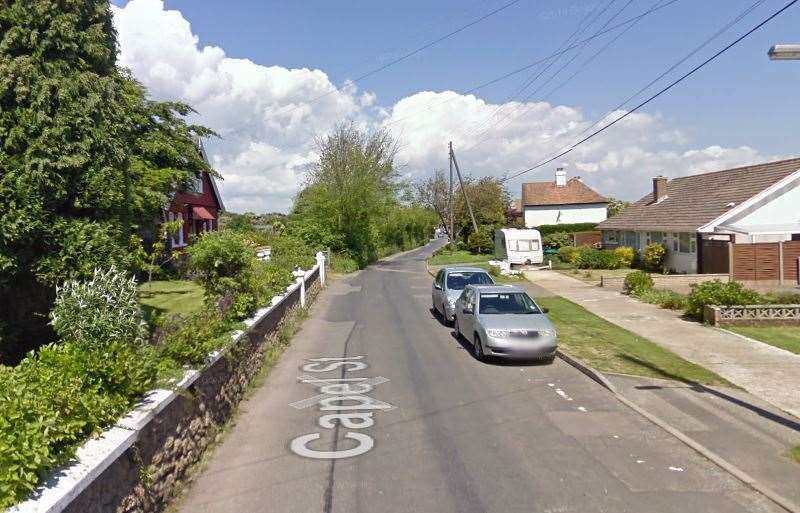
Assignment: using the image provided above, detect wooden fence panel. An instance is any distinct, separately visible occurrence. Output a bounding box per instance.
[755,243,780,281]
[784,241,800,284]
[732,244,756,281]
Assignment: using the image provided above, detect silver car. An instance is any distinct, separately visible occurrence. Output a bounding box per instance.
[432,267,494,325]
[454,285,557,362]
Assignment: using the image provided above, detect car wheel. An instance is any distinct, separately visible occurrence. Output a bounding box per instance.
[541,355,555,365]
[454,317,461,339]
[473,334,485,361]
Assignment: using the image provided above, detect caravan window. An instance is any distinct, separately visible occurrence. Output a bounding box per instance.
[513,240,539,252]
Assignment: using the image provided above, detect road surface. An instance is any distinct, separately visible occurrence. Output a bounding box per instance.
[177,241,780,513]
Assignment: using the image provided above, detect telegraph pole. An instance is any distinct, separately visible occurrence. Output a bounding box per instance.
[448,142,454,242]
[449,143,479,233]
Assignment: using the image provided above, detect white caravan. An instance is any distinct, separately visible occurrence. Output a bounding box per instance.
[494,228,544,265]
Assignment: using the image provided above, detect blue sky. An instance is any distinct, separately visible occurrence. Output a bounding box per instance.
[112,0,800,211]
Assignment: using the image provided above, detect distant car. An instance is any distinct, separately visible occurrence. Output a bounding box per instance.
[453,284,557,362]
[432,267,494,324]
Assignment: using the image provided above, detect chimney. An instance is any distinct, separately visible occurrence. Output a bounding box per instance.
[652,176,668,202]
[555,168,567,187]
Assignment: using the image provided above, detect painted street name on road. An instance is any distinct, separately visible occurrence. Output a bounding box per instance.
[290,356,394,459]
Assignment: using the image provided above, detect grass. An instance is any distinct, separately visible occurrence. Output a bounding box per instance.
[788,445,800,465]
[537,296,731,386]
[725,326,800,355]
[555,267,633,285]
[428,249,490,266]
[138,280,205,320]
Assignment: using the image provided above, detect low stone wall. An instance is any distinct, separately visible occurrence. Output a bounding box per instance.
[12,266,322,513]
[601,273,730,294]
[704,304,800,327]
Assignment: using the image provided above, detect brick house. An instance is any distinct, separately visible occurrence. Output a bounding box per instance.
[522,168,608,227]
[164,139,224,248]
[597,158,800,275]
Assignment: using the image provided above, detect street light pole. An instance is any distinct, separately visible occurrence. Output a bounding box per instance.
[768,44,800,60]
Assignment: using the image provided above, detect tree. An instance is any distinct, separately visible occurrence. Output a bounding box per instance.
[453,177,509,239]
[414,169,451,236]
[0,1,211,362]
[291,123,400,266]
[607,198,630,218]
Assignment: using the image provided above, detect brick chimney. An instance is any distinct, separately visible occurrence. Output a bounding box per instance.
[555,168,567,187]
[652,176,668,202]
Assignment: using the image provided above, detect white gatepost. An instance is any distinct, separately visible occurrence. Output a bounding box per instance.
[316,251,326,287]
[293,267,306,308]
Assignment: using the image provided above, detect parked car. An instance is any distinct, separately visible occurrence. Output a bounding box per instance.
[432,267,494,324]
[453,284,557,362]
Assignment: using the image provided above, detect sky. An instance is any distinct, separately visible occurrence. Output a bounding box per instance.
[110,0,800,213]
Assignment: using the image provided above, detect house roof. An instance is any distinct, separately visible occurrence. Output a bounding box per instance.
[521,178,607,207]
[597,157,800,233]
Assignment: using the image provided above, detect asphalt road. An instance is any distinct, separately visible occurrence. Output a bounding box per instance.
[177,241,781,513]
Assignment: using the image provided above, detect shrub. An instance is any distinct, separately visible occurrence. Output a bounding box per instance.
[330,252,359,273]
[624,270,653,294]
[50,267,147,346]
[685,280,763,320]
[763,290,800,304]
[488,264,502,278]
[543,231,572,249]
[614,246,636,268]
[636,288,687,310]
[467,226,494,254]
[536,222,597,236]
[268,234,316,272]
[187,230,256,298]
[573,248,623,269]
[252,262,293,305]
[557,245,580,263]
[642,242,667,272]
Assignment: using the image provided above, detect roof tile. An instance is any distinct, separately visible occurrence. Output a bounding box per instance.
[521,178,607,206]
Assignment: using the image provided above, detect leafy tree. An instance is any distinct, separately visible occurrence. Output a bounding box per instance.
[607,198,630,217]
[0,0,211,362]
[414,169,451,237]
[453,176,508,240]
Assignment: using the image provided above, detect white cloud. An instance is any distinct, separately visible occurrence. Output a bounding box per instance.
[113,0,778,212]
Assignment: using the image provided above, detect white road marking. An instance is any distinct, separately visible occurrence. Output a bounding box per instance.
[668,466,685,472]
[290,376,390,409]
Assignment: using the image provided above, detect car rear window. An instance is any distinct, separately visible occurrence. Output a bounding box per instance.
[446,272,493,290]
[479,293,540,314]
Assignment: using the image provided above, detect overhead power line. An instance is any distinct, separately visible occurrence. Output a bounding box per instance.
[501,0,799,183]
[382,0,680,129]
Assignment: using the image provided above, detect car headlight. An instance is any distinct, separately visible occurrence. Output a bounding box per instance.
[540,328,557,337]
[485,329,509,338]
[447,297,457,307]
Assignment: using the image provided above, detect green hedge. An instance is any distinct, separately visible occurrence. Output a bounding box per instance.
[685,280,763,321]
[536,223,597,236]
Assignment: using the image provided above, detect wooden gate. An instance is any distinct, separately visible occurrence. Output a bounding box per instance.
[700,239,730,274]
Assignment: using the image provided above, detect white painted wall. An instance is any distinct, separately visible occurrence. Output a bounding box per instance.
[524,203,607,227]
[734,180,800,227]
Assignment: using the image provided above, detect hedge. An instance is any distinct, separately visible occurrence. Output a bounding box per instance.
[535,223,597,236]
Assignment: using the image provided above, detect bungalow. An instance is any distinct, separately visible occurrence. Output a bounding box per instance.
[164,139,225,248]
[522,168,608,227]
[597,158,800,274]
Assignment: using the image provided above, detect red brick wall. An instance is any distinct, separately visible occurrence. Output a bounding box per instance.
[573,231,601,247]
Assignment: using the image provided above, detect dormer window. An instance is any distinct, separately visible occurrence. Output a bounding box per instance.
[188,173,203,194]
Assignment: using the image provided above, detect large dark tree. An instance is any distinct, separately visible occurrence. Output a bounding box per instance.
[0,1,212,362]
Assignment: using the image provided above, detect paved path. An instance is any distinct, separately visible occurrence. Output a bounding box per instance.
[174,243,780,513]
[524,270,800,420]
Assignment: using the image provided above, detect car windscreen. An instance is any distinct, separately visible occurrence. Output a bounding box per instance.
[478,292,541,314]
[446,272,493,290]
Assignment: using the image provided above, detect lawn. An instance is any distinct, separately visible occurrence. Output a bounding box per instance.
[726,326,800,355]
[470,263,526,284]
[537,296,731,386]
[428,249,490,266]
[555,267,633,285]
[138,280,205,319]
[789,445,800,465]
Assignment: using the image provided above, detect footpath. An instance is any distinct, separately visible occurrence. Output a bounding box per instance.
[523,270,800,506]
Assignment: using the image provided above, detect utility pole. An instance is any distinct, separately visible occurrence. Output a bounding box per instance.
[448,142,454,243]
[449,142,479,234]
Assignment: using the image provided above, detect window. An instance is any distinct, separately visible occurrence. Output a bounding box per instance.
[188,173,203,194]
[603,231,618,244]
[624,231,638,248]
[513,240,540,252]
[478,293,541,315]
[446,271,493,290]
[679,233,691,253]
[651,232,664,244]
[672,233,679,252]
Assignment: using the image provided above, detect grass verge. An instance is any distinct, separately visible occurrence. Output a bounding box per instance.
[428,249,490,266]
[537,296,731,386]
[554,267,632,285]
[725,326,800,355]
[788,445,800,465]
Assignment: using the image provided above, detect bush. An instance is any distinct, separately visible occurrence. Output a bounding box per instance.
[467,226,494,254]
[187,230,256,299]
[50,267,147,346]
[642,242,667,272]
[488,264,502,278]
[268,234,316,272]
[543,231,572,250]
[614,246,636,268]
[573,248,623,269]
[636,288,687,310]
[557,245,580,263]
[330,252,359,273]
[763,290,800,304]
[624,270,653,294]
[685,280,763,320]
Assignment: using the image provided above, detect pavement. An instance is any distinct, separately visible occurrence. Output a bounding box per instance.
[173,241,784,513]
[524,270,800,421]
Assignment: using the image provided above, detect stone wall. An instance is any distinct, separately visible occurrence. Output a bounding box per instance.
[15,267,321,513]
[601,273,730,294]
